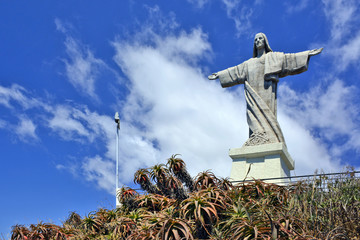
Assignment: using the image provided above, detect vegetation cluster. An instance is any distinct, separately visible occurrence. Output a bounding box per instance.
[11,155,360,239]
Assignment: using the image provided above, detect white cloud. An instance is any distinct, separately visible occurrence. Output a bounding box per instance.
[155,28,211,62]
[46,104,115,155]
[187,0,210,8]
[0,84,50,143]
[221,0,256,37]
[145,5,179,31]
[0,84,44,143]
[82,156,115,193]
[113,28,247,180]
[54,18,68,34]
[0,91,40,142]
[320,0,360,71]
[56,19,120,101]
[15,118,38,141]
[285,0,310,13]
[279,80,359,144]
[279,112,342,174]
[322,0,359,42]
[63,37,104,100]
[47,105,161,193]
[48,105,91,141]
[44,103,162,192]
[0,119,6,128]
[279,79,360,162]
[0,81,158,193]
[334,31,360,71]
[0,84,26,108]
[0,84,46,110]
[0,84,96,144]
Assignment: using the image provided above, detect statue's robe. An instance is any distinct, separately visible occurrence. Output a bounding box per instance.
[216,51,311,146]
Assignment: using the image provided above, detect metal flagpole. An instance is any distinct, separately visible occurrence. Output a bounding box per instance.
[114,112,120,207]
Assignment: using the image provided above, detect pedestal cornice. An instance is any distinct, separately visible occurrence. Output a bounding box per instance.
[229,142,294,170]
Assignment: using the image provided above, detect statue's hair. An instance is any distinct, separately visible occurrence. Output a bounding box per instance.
[253,32,273,58]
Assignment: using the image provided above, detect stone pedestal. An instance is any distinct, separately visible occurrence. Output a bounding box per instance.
[229,143,294,184]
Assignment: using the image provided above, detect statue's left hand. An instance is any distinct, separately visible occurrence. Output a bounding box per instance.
[309,47,323,56]
[208,73,219,80]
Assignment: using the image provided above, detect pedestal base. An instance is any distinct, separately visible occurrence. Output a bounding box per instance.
[116,188,122,208]
[229,143,294,184]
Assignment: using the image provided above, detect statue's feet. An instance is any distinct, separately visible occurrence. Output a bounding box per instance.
[244,132,270,146]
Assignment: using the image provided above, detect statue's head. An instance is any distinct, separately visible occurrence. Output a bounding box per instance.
[253,32,272,57]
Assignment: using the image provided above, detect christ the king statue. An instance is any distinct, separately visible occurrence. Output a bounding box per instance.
[209,33,322,146]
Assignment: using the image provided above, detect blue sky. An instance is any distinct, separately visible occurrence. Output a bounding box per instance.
[1,0,360,237]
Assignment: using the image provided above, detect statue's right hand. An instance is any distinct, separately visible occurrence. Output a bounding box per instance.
[208,73,219,80]
[309,47,323,56]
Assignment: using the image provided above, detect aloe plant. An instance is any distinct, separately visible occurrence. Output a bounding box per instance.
[10,157,360,240]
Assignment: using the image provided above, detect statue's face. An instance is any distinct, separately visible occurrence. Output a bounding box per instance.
[254,33,265,50]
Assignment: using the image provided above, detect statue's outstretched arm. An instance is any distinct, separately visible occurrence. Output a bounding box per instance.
[208,73,219,80]
[308,47,323,56]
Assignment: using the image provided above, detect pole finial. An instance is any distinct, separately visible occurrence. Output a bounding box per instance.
[115,112,120,129]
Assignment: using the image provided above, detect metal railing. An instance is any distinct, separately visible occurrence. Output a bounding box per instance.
[231,170,360,185]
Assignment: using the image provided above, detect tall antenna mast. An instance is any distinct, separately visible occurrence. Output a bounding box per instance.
[114,112,120,208]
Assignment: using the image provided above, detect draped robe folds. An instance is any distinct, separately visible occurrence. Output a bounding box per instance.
[216,51,311,146]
